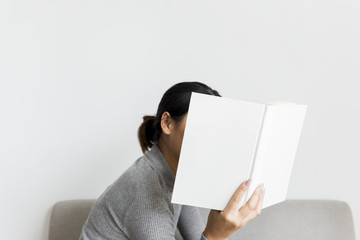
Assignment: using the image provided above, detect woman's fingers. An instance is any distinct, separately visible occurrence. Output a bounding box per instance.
[223,179,251,213]
[239,184,265,222]
[254,187,265,216]
[247,184,264,209]
[204,181,265,239]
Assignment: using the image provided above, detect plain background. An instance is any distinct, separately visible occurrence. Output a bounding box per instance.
[0,0,359,239]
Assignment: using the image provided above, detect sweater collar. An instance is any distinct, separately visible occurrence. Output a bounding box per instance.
[144,144,175,192]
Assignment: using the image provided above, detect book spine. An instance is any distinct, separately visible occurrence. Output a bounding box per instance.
[244,105,267,202]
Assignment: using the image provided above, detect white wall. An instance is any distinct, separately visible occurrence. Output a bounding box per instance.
[0,0,359,239]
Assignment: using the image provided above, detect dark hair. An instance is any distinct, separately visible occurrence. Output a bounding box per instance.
[137,82,221,153]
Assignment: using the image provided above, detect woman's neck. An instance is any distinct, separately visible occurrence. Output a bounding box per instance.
[157,138,178,176]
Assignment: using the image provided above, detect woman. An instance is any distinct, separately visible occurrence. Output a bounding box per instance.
[80,82,265,240]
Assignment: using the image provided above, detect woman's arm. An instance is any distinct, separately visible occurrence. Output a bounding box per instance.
[177,179,264,240]
[177,205,206,240]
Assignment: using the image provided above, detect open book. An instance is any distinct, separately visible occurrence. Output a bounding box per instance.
[171,92,308,211]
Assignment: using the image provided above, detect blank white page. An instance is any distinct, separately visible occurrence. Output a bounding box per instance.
[171,92,265,211]
[247,104,307,208]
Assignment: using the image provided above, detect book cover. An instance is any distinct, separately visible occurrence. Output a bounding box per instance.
[171,92,307,211]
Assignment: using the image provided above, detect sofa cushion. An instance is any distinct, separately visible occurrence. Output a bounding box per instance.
[49,199,355,240]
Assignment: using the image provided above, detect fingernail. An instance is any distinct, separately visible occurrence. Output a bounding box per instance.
[258,183,264,191]
[245,178,252,187]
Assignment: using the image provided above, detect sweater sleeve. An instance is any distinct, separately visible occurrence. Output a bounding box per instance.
[123,195,208,240]
[177,205,208,240]
[123,199,175,239]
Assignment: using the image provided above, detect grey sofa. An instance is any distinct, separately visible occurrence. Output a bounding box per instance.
[49,199,356,240]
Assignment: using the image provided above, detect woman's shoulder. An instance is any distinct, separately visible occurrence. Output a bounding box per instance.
[103,155,168,202]
[89,154,169,217]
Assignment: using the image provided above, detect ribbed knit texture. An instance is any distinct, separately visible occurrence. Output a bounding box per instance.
[79,144,208,240]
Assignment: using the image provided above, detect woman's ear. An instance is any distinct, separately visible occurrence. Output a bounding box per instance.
[160,112,172,135]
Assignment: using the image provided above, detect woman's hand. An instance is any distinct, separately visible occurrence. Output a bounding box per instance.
[203,179,265,240]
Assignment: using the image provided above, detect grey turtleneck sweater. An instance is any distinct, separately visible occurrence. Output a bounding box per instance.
[79,144,208,240]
